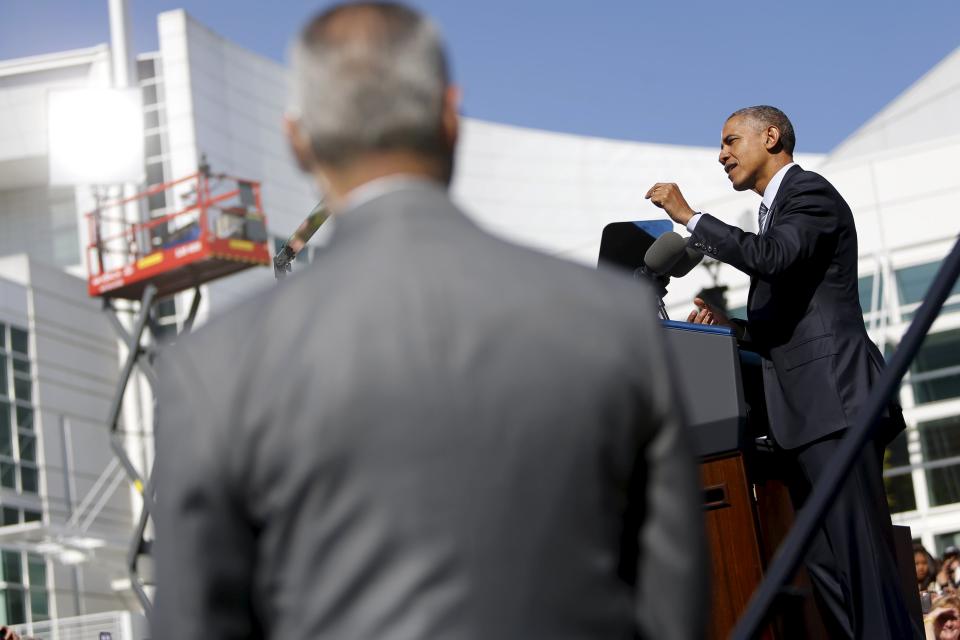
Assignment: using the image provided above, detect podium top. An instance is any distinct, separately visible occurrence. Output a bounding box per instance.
[661,320,735,337]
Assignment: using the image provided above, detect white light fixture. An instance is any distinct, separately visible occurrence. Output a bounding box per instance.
[48,88,145,185]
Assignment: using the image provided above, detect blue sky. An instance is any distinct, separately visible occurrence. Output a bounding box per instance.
[2,1,958,153]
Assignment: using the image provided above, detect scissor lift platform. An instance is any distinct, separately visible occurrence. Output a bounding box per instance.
[84,165,273,616]
[86,169,271,300]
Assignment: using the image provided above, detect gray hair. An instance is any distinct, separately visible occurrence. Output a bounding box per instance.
[291,2,450,167]
[728,105,796,155]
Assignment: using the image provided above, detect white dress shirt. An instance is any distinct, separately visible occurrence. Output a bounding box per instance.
[686,161,796,233]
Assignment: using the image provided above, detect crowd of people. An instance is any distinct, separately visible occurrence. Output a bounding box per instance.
[916,544,960,639]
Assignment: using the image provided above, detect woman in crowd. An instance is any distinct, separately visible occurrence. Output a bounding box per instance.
[927,594,960,640]
[919,543,943,593]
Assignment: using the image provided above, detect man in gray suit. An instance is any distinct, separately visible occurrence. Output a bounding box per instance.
[153,3,706,638]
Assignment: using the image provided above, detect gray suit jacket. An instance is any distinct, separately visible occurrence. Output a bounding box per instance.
[153,182,705,639]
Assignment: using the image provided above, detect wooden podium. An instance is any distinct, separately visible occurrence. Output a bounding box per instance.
[662,322,825,639]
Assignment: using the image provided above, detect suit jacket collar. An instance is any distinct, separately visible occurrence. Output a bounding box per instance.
[761,162,797,210]
[330,180,464,244]
[763,164,803,230]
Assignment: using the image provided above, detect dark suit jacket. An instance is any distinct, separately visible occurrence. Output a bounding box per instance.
[153,181,706,639]
[690,165,903,449]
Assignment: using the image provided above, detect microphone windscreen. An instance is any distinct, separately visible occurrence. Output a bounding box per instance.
[669,246,704,277]
[643,231,687,275]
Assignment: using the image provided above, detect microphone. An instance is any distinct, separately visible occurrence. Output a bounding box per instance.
[667,246,704,278]
[643,231,687,276]
[636,232,703,319]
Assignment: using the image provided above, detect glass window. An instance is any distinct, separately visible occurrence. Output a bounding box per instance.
[3,587,25,624]
[858,275,874,313]
[144,109,160,130]
[156,298,176,319]
[136,59,155,82]
[0,463,14,489]
[0,323,5,349]
[14,407,31,431]
[146,162,165,186]
[9,329,26,356]
[896,261,960,319]
[911,329,960,404]
[148,189,167,212]
[22,510,40,524]
[12,378,30,403]
[0,508,17,526]
[28,587,47,621]
[11,357,28,375]
[17,434,34,463]
[921,416,960,507]
[19,467,37,494]
[884,431,916,513]
[26,554,44,587]
[1,551,21,584]
[142,83,158,106]
[145,133,163,158]
[0,405,9,457]
[0,355,6,395]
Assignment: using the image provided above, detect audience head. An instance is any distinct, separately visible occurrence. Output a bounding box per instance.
[286,2,458,202]
[917,543,938,586]
[933,594,960,640]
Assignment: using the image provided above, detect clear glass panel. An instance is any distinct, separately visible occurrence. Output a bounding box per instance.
[13,378,30,403]
[142,83,158,106]
[0,355,6,397]
[15,407,32,431]
[921,416,960,507]
[5,587,24,624]
[17,433,35,463]
[0,403,10,456]
[0,323,5,349]
[9,329,26,356]
[146,161,165,186]
[1,551,22,584]
[858,275,874,313]
[27,554,44,586]
[0,508,17,526]
[20,467,37,494]
[883,431,916,513]
[144,109,160,130]
[145,133,162,157]
[0,463,16,489]
[11,357,28,375]
[911,329,960,404]
[148,190,167,212]
[22,510,40,524]
[136,58,155,82]
[896,261,960,307]
[29,587,47,621]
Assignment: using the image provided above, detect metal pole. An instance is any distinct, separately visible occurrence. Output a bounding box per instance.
[108,0,135,89]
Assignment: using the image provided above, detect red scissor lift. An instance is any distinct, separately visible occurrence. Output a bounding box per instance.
[87,168,271,300]
[85,166,272,616]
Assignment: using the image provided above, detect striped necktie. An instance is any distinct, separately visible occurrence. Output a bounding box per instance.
[758,202,769,235]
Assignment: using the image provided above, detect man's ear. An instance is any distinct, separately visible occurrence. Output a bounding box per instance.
[284,114,315,173]
[764,125,782,152]
[441,85,460,150]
